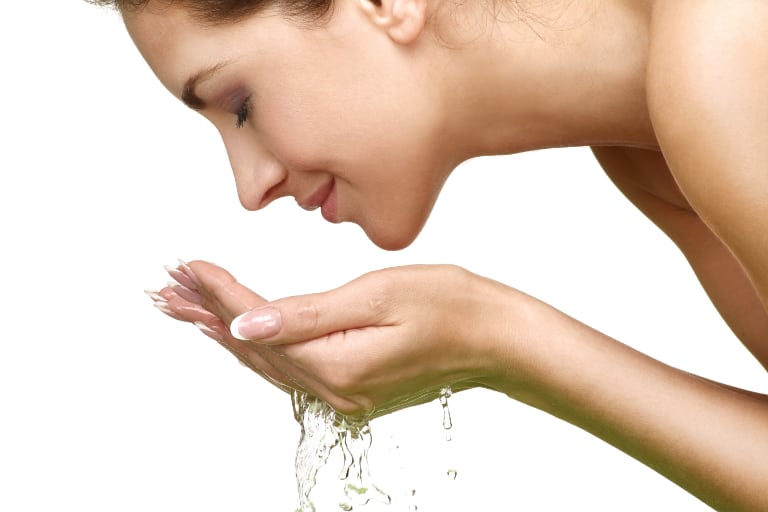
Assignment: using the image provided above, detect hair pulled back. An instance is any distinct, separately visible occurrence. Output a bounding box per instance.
[89,0,338,24]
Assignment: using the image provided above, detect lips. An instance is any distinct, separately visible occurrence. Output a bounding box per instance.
[320,181,338,223]
[299,178,336,220]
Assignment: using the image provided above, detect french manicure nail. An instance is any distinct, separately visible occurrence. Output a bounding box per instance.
[165,265,199,291]
[194,321,225,341]
[144,289,164,301]
[230,307,282,341]
[154,301,173,316]
[169,282,204,305]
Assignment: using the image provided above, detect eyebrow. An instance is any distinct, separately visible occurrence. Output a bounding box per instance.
[181,62,229,110]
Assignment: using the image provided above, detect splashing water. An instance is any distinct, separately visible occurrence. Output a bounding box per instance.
[291,385,455,511]
[292,390,391,512]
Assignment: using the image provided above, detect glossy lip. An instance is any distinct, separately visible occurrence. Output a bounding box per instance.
[320,180,338,223]
[298,178,334,212]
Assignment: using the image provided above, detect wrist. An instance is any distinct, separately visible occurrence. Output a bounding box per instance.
[456,272,560,397]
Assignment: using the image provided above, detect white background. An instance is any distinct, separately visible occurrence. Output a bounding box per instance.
[1,2,765,511]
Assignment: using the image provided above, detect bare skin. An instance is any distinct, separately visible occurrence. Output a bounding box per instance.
[135,0,768,509]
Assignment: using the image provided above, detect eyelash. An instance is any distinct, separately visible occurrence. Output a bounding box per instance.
[235,96,252,129]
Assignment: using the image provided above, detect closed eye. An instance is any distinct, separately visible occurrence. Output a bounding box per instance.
[235,96,252,129]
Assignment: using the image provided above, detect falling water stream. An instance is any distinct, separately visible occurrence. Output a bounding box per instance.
[292,386,455,512]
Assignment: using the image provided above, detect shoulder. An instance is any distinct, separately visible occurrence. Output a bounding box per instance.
[646,0,767,146]
[644,0,768,301]
[646,0,767,151]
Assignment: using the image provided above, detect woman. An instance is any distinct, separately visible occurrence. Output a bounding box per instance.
[106,0,768,509]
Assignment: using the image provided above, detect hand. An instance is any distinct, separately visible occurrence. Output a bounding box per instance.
[149,260,519,418]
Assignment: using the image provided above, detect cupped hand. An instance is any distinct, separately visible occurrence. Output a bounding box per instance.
[149,260,520,418]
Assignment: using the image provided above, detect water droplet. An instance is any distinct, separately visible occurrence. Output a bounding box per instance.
[338,502,353,511]
[439,386,453,430]
[406,489,418,511]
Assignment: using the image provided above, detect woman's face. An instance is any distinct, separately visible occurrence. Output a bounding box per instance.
[124,0,455,250]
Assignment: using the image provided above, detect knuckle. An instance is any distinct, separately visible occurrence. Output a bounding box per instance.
[359,271,397,318]
[366,289,391,319]
[293,299,321,335]
[436,263,469,280]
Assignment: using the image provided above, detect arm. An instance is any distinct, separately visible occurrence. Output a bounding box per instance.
[558,4,768,506]
[557,4,768,505]
[646,1,768,314]
[493,294,768,512]
[591,145,768,367]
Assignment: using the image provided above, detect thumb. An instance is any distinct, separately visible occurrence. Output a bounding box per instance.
[229,278,390,344]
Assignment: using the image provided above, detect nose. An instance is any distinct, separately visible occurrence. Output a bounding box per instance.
[223,135,288,211]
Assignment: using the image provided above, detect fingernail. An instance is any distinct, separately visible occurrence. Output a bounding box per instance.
[165,265,198,291]
[154,301,173,316]
[194,321,225,341]
[169,282,204,305]
[144,289,164,301]
[230,307,281,341]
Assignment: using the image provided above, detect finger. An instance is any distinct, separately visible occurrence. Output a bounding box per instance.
[185,260,268,322]
[229,274,392,345]
[146,287,217,323]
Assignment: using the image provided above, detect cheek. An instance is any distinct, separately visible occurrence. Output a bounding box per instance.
[255,90,350,171]
[255,63,390,171]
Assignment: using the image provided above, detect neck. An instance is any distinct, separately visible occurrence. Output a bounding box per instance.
[433,0,657,162]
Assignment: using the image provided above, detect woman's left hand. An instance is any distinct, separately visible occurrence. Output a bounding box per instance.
[151,260,522,418]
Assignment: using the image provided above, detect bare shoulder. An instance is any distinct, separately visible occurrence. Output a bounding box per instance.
[646,0,768,163]
[645,0,768,304]
[647,0,768,100]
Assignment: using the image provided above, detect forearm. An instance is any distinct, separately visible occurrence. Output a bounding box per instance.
[483,294,768,511]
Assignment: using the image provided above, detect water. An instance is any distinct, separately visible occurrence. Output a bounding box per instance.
[439,387,458,482]
[439,387,453,431]
[406,489,417,511]
[292,386,455,511]
[292,390,390,512]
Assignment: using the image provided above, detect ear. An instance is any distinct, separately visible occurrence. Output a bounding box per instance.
[357,0,428,45]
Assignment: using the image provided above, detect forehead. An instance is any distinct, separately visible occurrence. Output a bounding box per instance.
[123,2,330,102]
[123,4,276,98]
[123,5,207,93]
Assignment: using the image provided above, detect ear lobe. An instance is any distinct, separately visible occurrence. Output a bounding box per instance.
[357,0,428,45]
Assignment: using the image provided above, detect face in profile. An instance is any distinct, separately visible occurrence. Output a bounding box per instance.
[124,0,460,250]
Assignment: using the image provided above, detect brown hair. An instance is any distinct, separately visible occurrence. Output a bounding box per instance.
[88,0,341,24]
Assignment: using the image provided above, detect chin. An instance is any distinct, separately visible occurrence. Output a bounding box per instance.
[362,221,423,251]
